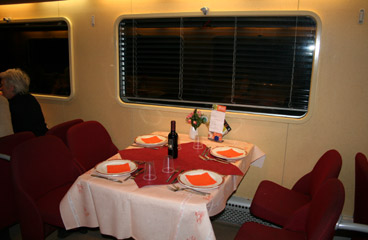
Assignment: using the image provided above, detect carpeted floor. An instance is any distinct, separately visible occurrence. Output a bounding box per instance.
[7,220,358,240]
[8,220,241,240]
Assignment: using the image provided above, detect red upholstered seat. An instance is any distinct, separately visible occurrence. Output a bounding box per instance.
[46,119,83,145]
[236,178,345,240]
[0,132,35,231]
[250,180,311,226]
[354,153,368,225]
[0,131,35,156]
[250,149,342,227]
[11,135,81,239]
[67,120,119,172]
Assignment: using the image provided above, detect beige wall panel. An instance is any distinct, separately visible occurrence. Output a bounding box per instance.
[0,2,58,19]
[37,100,71,129]
[199,0,298,11]
[132,0,299,14]
[132,0,200,14]
[226,118,288,198]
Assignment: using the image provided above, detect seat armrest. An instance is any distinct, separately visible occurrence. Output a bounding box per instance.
[336,216,368,234]
[0,153,10,161]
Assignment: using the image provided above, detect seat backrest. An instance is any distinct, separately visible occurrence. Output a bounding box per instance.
[46,119,83,145]
[306,178,345,240]
[11,135,80,201]
[308,149,342,196]
[292,150,342,196]
[354,152,368,224]
[0,131,35,156]
[67,120,119,172]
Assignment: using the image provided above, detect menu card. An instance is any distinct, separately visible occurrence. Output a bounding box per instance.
[208,105,226,142]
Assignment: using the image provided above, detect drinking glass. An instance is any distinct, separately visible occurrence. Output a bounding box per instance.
[143,161,157,181]
[193,135,203,150]
[162,155,175,173]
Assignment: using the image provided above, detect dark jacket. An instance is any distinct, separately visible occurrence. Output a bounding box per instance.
[8,93,48,136]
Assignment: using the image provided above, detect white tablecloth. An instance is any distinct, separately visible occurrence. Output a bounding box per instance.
[60,133,265,240]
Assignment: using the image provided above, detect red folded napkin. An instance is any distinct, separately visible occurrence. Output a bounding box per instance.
[217,148,243,158]
[141,136,162,144]
[185,172,217,186]
[107,163,130,173]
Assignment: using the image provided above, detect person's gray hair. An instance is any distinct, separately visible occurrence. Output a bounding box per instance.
[0,68,30,94]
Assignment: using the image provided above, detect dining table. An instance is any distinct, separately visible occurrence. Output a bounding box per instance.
[59,132,265,240]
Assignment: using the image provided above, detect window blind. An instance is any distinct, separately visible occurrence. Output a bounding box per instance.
[119,16,317,117]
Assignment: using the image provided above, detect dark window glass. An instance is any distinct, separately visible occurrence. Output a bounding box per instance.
[118,16,317,117]
[0,20,70,96]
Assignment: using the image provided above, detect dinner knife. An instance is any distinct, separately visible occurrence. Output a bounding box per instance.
[91,174,122,183]
[166,169,179,183]
[124,168,144,181]
[171,170,184,183]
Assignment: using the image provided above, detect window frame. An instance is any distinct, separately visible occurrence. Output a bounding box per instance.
[0,17,74,101]
[115,11,321,122]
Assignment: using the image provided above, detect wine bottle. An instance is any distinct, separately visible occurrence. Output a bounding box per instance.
[168,120,178,159]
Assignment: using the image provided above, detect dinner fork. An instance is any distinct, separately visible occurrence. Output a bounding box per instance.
[199,147,229,164]
[130,143,167,150]
[198,147,209,160]
[91,174,122,183]
[167,185,210,196]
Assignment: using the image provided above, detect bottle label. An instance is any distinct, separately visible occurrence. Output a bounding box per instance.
[168,139,173,150]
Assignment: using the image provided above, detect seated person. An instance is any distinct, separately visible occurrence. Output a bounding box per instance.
[0,68,48,136]
[0,94,13,137]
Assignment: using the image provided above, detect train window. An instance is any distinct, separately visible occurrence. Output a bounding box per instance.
[0,20,70,97]
[118,16,317,118]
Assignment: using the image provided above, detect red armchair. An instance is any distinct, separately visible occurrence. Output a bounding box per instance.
[46,119,83,145]
[235,178,345,240]
[250,149,342,227]
[66,120,119,172]
[11,135,81,239]
[329,152,368,238]
[0,132,35,238]
[354,152,368,226]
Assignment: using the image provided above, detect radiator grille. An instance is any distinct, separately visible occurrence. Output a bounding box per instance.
[213,196,278,228]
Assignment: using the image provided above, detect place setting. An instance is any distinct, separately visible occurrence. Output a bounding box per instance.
[167,169,224,196]
[177,169,224,190]
[90,159,142,183]
[132,134,168,149]
[209,146,247,162]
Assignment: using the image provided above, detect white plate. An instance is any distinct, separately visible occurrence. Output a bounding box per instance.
[134,134,167,147]
[95,159,138,176]
[210,146,247,161]
[178,169,224,190]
